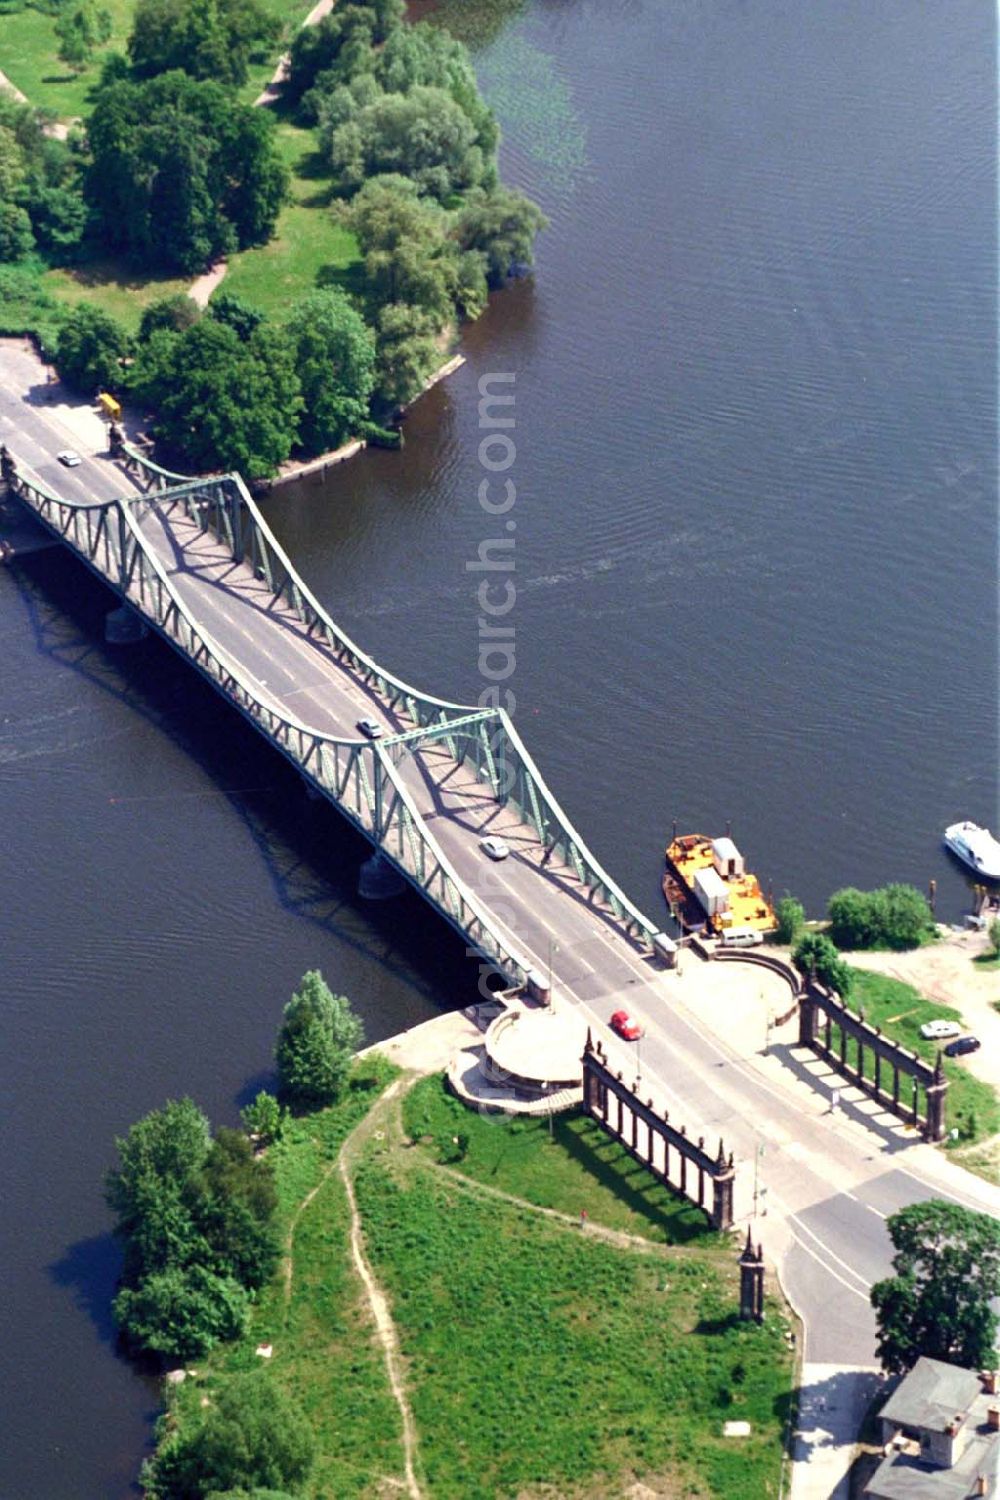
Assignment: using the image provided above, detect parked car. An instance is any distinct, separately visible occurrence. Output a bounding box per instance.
[356,718,383,739]
[57,449,81,467]
[719,927,764,949]
[919,1019,962,1041]
[944,1035,981,1058]
[610,1009,643,1041]
[479,835,510,861]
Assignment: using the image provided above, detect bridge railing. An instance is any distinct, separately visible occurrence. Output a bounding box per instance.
[38,443,666,961]
[9,457,531,983]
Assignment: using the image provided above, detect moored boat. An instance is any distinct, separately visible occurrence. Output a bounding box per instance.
[663,831,776,935]
[943,821,1000,881]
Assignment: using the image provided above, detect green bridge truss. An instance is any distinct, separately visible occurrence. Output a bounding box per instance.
[6,444,672,985]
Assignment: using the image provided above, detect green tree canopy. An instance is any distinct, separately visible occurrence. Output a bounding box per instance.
[285,288,376,455]
[144,1374,314,1499]
[827,884,934,951]
[139,293,202,341]
[129,0,280,88]
[113,1262,250,1361]
[871,1200,1000,1373]
[373,300,440,409]
[55,303,132,393]
[0,202,35,262]
[343,174,458,318]
[86,71,287,273]
[132,316,302,479]
[454,185,547,287]
[324,84,485,200]
[55,0,112,72]
[791,931,852,996]
[208,290,265,342]
[276,970,364,1110]
[240,1090,285,1146]
[774,896,805,945]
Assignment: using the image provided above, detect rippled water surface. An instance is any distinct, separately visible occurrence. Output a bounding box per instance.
[2,2,995,1493]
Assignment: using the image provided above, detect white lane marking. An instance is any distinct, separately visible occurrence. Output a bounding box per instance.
[781,1226,872,1303]
[782,1207,872,1294]
[865,1203,887,1220]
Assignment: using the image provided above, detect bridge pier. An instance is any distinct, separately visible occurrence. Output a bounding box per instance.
[104,605,148,645]
[358,852,406,900]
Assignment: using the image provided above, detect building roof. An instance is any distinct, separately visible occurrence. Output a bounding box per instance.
[711,836,741,862]
[880,1359,984,1435]
[866,1441,998,1500]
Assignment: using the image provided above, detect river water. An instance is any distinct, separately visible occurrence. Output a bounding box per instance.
[1,1,995,1494]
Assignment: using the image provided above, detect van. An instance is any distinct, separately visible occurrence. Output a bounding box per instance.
[719,927,764,949]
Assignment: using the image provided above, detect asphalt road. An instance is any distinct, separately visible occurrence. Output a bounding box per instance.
[5,374,1000,1382]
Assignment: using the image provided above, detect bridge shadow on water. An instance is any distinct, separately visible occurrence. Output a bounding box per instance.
[7,548,482,1031]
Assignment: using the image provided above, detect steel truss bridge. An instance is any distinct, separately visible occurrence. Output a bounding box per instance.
[6,443,675,990]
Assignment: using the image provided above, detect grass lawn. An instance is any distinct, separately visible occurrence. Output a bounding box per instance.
[219,121,364,318]
[156,1068,795,1498]
[356,1126,794,1498]
[404,1072,716,1245]
[849,970,1000,1147]
[0,0,133,119]
[41,259,192,333]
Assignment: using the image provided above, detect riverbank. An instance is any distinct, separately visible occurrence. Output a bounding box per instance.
[148,1057,795,1499]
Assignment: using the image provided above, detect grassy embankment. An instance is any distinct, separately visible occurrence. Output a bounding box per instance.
[848,970,1000,1164]
[162,1068,795,1498]
[4,1,364,330]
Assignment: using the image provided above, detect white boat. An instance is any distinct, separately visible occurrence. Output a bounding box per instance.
[943,821,1000,881]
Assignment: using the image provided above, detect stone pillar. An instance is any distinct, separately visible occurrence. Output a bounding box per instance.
[924,1051,948,1142]
[739,1230,765,1322]
[712,1141,735,1231]
[798,988,818,1048]
[357,852,405,899]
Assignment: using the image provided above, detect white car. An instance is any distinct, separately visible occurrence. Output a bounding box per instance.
[57,449,81,467]
[919,1019,962,1041]
[479,836,510,861]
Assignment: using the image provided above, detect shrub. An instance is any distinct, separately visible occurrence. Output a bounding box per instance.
[828,884,934,951]
[276,970,365,1110]
[774,896,805,945]
[791,931,852,996]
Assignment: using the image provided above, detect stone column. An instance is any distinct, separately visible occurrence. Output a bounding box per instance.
[712,1141,735,1231]
[739,1228,765,1321]
[924,1052,948,1142]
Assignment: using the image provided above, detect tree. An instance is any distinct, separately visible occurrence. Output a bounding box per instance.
[86,71,287,274]
[55,0,112,72]
[343,175,458,319]
[285,288,376,455]
[144,1374,314,1499]
[373,301,440,410]
[871,1200,1000,1373]
[454,185,547,287]
[325,85,484,200]
[276,970,364,1110]
[132,317,302,479]
[774,896,805,945]
[0,202,35,262]
[128,0,280,89]
[828,884,934,951]
[208,291,264,342]
[791,931,852,996]
[139,294,202,341]
[113,1263,249,1360]
[199,1128,279,1290]
[55,302,131,392]
[106,1097,212,1240]
[240,1091,285,1145]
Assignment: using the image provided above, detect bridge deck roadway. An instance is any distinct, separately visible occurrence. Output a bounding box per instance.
[5,361,1000,1494]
